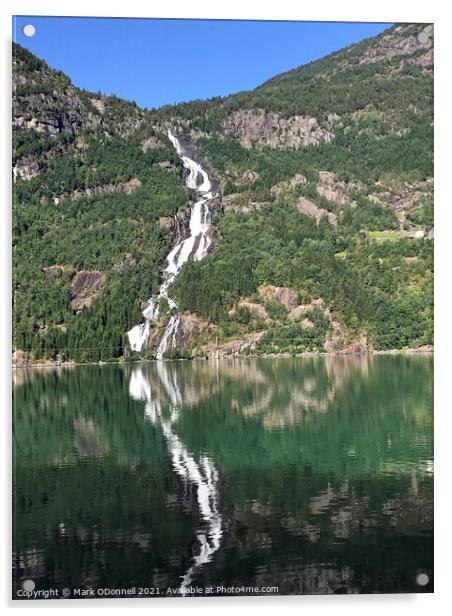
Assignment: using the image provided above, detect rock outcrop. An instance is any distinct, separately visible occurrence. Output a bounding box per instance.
[358,24,433,65]
[222,109,334,149]
[113,253,137,270]
[316,171,349,205]
[214,194,265,215]
[229,300,271,323]
[258,285,297,310]
[297,196,337,226]
[12,155,40,180]
[43,265,68,279]
[271,173,307,196]
[70,270,104,311]
[53,177,141,204]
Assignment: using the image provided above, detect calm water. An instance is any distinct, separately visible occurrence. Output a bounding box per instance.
[12,356,433,597]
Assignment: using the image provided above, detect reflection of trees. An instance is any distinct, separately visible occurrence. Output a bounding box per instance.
[13,458,199,591]
[12,356,433,595]
[170,356,433,482]
[219,469,433,594]
[13,365,72,388]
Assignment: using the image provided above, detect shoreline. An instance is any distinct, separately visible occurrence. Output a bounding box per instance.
[12,347,434,369]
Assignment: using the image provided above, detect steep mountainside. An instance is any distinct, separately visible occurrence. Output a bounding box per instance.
[12,23,433,364]
[12,43,192,363]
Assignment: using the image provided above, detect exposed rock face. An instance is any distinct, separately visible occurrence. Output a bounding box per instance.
[12,45,145,151]
[237,170,260,183]
[358,24,433,65]
[229,300,271,323]
[338,334,370,355]
[274,287,297,310]
[297,196,337,226]
[90,98,105,114]
[174,313,221,355]
[43,265,67,279]
[52,177,141,204]
[368,178,432,226]
[287,305,306,322]
[12,85,97,138]
[203,332,266,358]
[288,298,325,322]
[300,317,315,329]
[121,177,142,195]
[158,216,173,229]
[13,155,40,180]
[258,285,297,310]
[70,270,104,311]
[222,109,334,149]
[324,319,345,352]
[141,135,161,151]
[225,201,264,214]
[177,313,204,347]
[411,48,434,69]
[316,171,349,205]
[220,194,265,214]
[206,226,221,252]
[271,173,307,196]
[113,253,137,270]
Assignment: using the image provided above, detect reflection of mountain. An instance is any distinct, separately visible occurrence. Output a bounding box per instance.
[73,417,108,458]
[13,357,433,595]
[12,364,72,388]
[130,356,375,430]
[233,355,374,428]
[12,356,433,478]
[129,364,223,595]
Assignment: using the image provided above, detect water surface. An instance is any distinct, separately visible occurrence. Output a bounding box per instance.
[13,356,433,597]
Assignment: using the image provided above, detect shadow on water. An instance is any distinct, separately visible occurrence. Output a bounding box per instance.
[12,355,433,595]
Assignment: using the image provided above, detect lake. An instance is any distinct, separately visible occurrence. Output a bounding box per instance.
[12,355,433,598]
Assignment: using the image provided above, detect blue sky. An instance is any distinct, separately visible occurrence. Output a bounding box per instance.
[13,17,391,109]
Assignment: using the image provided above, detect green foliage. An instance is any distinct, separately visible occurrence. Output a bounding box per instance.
[197,119,432,194]
[264,299,288,322]
[254,309,330,354]
[406,197,434,228]
[13,128,188,362]
[12,23,434,360]
[12,129,71,163]
[12,42,48,73]
[173,199,433,352]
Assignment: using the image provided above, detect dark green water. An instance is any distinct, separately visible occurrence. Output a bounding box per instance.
[13,356,433,597]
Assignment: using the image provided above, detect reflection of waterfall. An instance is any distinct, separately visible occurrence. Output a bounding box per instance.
[129,364,222,594]
[127,130,215,359]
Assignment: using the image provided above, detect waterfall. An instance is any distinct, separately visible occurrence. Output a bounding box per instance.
[127,130,214,359]
[129,365,223,594]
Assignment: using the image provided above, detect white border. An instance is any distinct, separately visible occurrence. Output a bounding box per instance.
[2,1,450,614]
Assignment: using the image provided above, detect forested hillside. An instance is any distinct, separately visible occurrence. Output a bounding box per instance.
[12,43,190,362]
[12,23,434,363]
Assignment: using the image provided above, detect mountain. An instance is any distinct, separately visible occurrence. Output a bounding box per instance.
[12,23,433,364]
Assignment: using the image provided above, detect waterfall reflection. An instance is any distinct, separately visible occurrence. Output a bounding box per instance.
[129,363,222,595]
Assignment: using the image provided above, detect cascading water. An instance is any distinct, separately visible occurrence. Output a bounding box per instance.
[129,365,222,595]
[127,130,214,359]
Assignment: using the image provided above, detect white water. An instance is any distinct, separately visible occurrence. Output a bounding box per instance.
[129,365,222,595]
[127,130,214,359]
